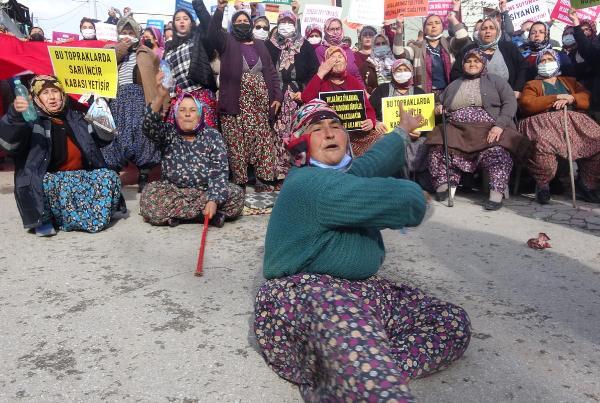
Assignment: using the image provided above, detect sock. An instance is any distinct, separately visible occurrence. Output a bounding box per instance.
[489,190,503,203]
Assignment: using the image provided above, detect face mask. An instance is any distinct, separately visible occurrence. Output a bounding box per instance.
[118,34,138,43]
[372,45,389,58]
[562,34,576,47]
[278,23,296,38]
[232,23,253,42]
[393,71,412,83]
[537,61,558,77]
[253,27,269,41]
[29,33,44,41]
[143,38,153,48]
[81,29,96,39]
[425,33,444,41]
[308,36,321,45]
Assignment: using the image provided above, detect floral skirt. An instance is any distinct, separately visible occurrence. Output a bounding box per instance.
[350,129,383,157]
[42,168,121,233]
[166,87,219,129]
[254,273,471,402]
[221,72,287,184]
[102,84,161,171]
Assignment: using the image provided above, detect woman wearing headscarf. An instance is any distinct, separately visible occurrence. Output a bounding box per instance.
[353,25,377,71]
[163,0,218,129]
[302,46,379,156]
[139,72,244,227]
[252,16,270,42]
[254,99,471,401]
[80,18,97,40]
[304,23,322,49]
[358,33,396,94]
[265,11,319,144]
[209,0,285,191]
[142,26,165,59]
[101,17,161,193]
[0,75,123,236]
[315,17,365,87]
[518,49,600,204]
[451,16,528,98]
[426,50,529,210]
[392,0,469,98]
[519,21,575,80]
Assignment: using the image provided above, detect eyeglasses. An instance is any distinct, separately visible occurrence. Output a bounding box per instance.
[254,25,269,31]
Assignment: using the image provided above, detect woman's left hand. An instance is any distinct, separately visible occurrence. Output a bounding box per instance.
[362,119,374,131]
[271,101,281,115]
[487,126,503,143]
[203,201,217,219]
[375,121,388,135]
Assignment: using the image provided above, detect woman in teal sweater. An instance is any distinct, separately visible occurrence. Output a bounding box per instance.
[254,100,471,401]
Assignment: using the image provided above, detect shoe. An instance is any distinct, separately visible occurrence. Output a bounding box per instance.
[167,218,180,227]
[35,222,56,237]
[484,199,503,211]
[209,212,225,228]
[137,173,149,193]
[435,191,448,202]
[535,186,551,204]
[576,180,600,203]
[117,193,127,214]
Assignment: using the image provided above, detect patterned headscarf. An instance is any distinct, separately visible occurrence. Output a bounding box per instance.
[30,75,67,116]
[304,23,322,39]
[580,19,598,38]
[173,92,206,134]
[323,17,344,47]
[117,17,141,38]
[475,17,501,51]
[369,34,395,84]
[286,99,351,168]
[525,21,551,52]
[270,10,304,71]
[535,49,562,78]
[391,59,414,87]
[462,48,488,79]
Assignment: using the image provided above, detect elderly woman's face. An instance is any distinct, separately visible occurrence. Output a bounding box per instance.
[539,52,556,64]
[177,97,200,132]
[308,119,348,165]
[464,55,484,75]
[395,64,411,73]
[480,20,497,44]
[326,20,342,35]
[234,14,250,25]
[424,16,443,37]
[330,51,347,74]
[39,88,63,113]
[581,24,593,37]
[174,12,192,35]
[529,23,546,42]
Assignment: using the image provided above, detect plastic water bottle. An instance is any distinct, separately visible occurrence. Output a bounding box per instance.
[159,60,174,89]
[13,78,37,122]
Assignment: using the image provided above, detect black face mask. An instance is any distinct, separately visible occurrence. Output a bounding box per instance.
[232,23,253,42]
[143,38,153,48]
[30,33,45,42]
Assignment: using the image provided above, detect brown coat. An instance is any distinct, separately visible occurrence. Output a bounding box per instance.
[519,76,591,118]
[109,42,159,104]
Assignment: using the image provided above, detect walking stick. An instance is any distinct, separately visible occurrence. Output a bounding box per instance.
[441,107,454,207]
[195,215,210,277]
[562,106,577,208]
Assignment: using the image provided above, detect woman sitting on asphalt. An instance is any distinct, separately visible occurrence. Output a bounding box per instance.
[139,72,244,227]
[0,75,123,236]
[426,49,529,210]
[254,99,471,401]
[518,49,600,204]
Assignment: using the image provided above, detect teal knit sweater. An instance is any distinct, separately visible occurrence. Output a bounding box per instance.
[263,130,427,280]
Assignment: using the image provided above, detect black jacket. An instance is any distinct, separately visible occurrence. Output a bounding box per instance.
[451,41,528,91]
[265,39,319,92]
[574,26,600,111]
[370,84,426,121]
[0,106,108,228]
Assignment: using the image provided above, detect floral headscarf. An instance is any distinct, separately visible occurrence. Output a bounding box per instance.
[172,92,206,134]
[580,19,597,38]
[369,34,395,85]
[391,59,414,88]
[30,75,67,116]
[286,99,352,169]
[323,17,344,47]
[475,17,501,51]
[462,49,488,79]
[535,49,562,78]
[270,10,304,71]
[525,21,551,53]
[304,23,322,40]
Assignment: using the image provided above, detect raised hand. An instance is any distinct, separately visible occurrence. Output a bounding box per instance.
[13,96,30,113]
[568,8,580,26]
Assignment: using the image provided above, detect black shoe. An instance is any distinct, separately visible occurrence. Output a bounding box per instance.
[138,173,149,193]
[117,193,127,214]
[167,218,180,227]
[536,187,551,204]
[484,199,503,211]
[435,191,448,202]
[209,212,225,228]
[576,180,600,203]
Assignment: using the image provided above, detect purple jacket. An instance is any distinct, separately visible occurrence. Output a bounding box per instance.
[209,8,282,115]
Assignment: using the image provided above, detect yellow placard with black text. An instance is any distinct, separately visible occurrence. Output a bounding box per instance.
[47,46,118,99]
[382,94,435,132]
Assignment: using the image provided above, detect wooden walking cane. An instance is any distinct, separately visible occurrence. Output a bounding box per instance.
[195,215,210,277]
[562,106,577,208]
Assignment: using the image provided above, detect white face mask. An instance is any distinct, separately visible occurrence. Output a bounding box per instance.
[393,71,412,83]
[81,28,95,39]
[253,27,269,41]
[308,36,322,45]
[562,34,576,47]
[278,23,296,38]
[118,34,138,43]
[537,61,558,77]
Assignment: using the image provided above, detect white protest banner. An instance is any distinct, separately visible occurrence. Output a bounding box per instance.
[347,0,384,26]
[95,22,118,42]
[506,0,550,28]
[301,4,343,34]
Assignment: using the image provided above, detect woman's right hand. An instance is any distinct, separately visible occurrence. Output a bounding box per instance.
[568,8,580,26]
[155,72,169,99]
[13,96,30,113]
[217,0,228,10]
[317,58,336,79]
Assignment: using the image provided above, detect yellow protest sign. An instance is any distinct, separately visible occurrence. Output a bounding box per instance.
[382,94,435,132]
[47,46,118,98]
